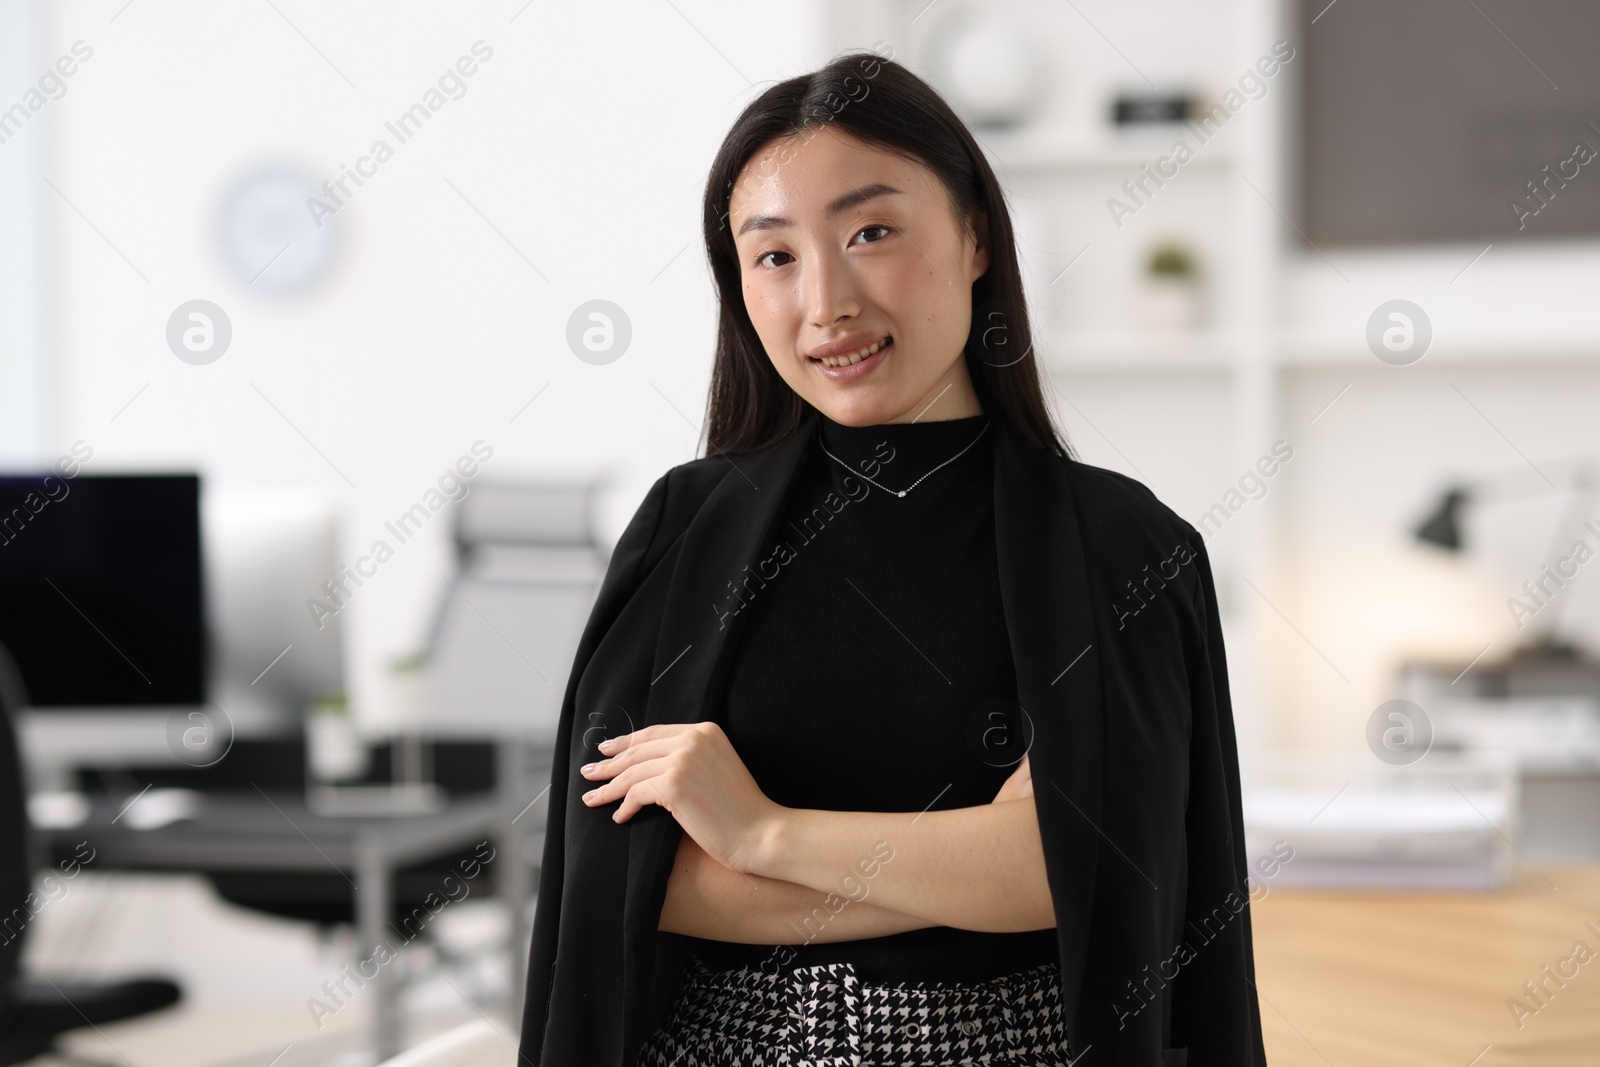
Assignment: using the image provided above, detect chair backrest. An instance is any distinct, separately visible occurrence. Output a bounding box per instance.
[427,478,608,745]
[374,1018,516,1067]
[0,640,35,1022]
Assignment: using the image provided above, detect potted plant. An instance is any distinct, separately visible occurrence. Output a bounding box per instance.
[1136,240,1204,332]
[385,650,439,805]
[308,655,444,815]
[387,650,434,734]
[305,691,367,784]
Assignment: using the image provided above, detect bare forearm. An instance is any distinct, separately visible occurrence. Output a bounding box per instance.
[660,835,936,944]
[753,798,1054,933]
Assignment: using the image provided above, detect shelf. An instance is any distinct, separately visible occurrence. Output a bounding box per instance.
[1039,329,1241,372]
[977,130,1237,173]
[1279,330,1600,368]
[1036,329,1600,371]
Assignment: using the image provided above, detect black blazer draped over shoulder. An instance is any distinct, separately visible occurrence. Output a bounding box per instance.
[519,404,1268,1067]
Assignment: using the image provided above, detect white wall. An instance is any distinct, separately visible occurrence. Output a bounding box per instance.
[1275,357,1600,751]
[0,1,54,458]
[17,0,823,728]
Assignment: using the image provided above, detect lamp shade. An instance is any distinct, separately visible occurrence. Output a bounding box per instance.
[1414,487,1470,550]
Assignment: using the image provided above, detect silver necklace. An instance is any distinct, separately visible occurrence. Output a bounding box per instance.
[820,419,991,498]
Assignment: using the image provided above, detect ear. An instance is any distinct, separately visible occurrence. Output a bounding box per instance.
[968,208,991,282]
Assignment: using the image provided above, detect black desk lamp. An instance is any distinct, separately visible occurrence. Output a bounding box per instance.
[1414,488,1471,551]
[1413,460,1597,661]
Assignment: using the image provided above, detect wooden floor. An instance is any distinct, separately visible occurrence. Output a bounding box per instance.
[1251,864,1600,1066]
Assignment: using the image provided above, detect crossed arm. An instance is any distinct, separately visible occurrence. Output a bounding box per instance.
[658,761,1055,944]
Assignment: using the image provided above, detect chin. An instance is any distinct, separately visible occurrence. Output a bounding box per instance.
[802,393,891,426]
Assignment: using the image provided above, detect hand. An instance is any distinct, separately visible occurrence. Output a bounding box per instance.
[578,721,781,875]
[991,753,1032,803]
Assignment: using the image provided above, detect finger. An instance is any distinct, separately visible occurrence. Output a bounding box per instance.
[597,722,699,756]
[613,776,669,824]
[583,753,673,807]
[600,723,667,754]
[581,735,678,780]
[613,786,644,823]
[595,720,727,781]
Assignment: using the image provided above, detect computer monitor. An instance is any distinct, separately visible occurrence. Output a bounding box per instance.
[3,474,345,789]
[0,473,206,706]
[202,486,344,728]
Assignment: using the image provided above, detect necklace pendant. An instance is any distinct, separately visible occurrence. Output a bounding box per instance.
[819,419,988,502]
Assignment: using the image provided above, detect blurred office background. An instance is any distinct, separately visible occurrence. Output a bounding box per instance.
[3,0,1600,1063]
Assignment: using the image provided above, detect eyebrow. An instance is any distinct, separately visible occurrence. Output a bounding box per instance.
[734,183,904,238]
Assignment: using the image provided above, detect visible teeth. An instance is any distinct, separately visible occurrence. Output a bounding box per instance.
[821,338,889,367]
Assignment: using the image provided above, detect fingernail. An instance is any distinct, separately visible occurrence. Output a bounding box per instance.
[599,738,617,752]
[582,789,596,801]
[580,763,595,774]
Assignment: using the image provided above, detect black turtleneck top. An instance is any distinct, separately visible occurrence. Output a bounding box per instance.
[680,407,1059,985]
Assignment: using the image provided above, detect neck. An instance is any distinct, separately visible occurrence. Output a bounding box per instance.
[886,363,984,423]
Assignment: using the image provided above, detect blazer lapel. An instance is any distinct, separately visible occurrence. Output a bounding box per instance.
[992,415,1106,1036]
[621,406,820,1046]
[640,407,821,730]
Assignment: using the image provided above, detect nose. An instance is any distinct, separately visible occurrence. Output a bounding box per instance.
[804,246,861,328]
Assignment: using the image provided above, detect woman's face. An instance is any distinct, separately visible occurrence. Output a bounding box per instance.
[728,125,989,426]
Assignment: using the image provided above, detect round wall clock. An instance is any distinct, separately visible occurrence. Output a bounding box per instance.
[217,165,338,294]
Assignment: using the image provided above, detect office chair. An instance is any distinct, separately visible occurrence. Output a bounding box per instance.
[429,476,608,750]
[0,641,181,1065]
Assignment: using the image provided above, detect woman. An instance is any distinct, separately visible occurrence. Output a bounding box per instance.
[520,52,1266,1067]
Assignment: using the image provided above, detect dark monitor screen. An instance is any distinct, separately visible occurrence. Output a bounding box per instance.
[0,473,205,707]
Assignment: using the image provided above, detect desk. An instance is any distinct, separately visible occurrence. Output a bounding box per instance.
[39,790,534,1060]
[1253,864,1600,1065]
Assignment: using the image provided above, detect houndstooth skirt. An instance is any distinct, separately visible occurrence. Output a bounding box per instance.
[637,952,1073,1067]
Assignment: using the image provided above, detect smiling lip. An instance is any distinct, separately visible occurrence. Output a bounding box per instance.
[808,334,893,382]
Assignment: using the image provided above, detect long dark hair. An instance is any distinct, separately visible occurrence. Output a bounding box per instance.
[699,50,1072,460]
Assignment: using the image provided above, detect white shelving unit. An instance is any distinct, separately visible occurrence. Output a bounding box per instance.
[1280,329,1600,368]
[1038,329,1243,372]
[823,0,1600,793]
[974,132,1237,174]
[823,0,1289,774]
